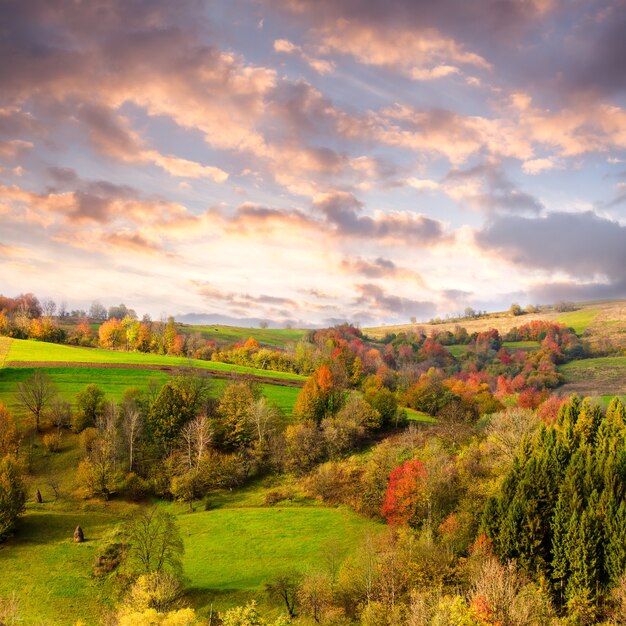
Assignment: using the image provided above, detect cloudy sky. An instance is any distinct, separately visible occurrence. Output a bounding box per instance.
[1,0,626,326]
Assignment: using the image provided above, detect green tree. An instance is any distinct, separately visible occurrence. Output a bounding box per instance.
[73,383,106,432]
[147,375,209,452]
[217,382,259,451]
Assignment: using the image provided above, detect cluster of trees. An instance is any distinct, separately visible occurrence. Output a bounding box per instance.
[483,397,626,623]
[0,293,65,342]
[287,397,626,624]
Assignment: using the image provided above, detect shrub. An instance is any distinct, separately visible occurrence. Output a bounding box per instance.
[93,527,128,578]
[121,472,149,501]
[42,432,61,453]
[264,490,293,506]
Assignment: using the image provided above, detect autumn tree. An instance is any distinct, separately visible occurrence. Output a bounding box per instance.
[121,405,143,473]
[98,318,126,349]
[248,397,282,454]
[164,317,177,355]
[70,318,94,346]
[76,402,122,499]
[16,369,57,431]
[381,458,428,527]
[293,364,343,423]
[284,420,324,474]
[265,570,303,619]
[0,402,18,456]
[216,382,260,451]
[170,414,212,510]
[0,455,26,541]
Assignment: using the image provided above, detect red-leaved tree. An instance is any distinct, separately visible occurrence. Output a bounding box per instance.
[381,458,427,526]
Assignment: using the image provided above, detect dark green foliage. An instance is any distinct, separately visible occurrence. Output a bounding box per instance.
[482,396,626,612]
[364,387,398,428]
[146,374,209,450]
[73,383,105,432]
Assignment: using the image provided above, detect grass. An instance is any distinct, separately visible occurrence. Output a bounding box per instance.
[183,325,308,347]
[446,345,469,358]
[405,407,437,423]
[0,481,380,624]
[0,366,168,413]
[0,505,125,625]
[445,341,537,358]
[4,338,306,382]
[176,506,379,614]
[502,340,539,351]
[601,395,626,406]
[562,356,626,370]
[559,356,626,397]
[556,308,600,334]
[0,366,302,420]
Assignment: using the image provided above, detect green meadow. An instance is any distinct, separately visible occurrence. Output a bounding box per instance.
[176,504,380,615]
[0,485,380,624]
[0,366,301,421]
[446,341,538,358]
[556,308,600,334]
[4,338,306,382]
[0,337,383,624]
[182,324,308,347]
[405,407,437,423]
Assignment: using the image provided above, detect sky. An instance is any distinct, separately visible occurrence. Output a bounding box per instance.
[1,0,626,327]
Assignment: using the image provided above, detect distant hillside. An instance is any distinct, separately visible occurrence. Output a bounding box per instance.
[178,323,308,347]
[365,299,626,352]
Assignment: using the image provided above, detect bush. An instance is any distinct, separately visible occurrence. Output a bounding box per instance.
[125,571,182,612]
[121,472,149,501]
[554,300,577,312]
[264,490,293,506]
[79,427,98,455]
[93,527,128,578]
[0,455,26,541]
[42,432,61,453]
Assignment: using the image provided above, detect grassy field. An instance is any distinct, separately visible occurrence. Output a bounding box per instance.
[4,338,306,382]
[502,340,539,351]
[364,300,626,345]
[405,407,437,423]
[0,483,380,624]
[446,341,537,358]
[182,324,307,347]
[0,366,301,423]
[556,308,600,334]
[177,505,379,615]
[0,505,126,624]
[560,356,626,397]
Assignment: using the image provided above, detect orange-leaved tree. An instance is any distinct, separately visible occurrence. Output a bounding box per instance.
[381,458,427,527]
[293,364,342,423]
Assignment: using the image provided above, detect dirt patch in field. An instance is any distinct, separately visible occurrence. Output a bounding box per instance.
[5,361,305,388]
